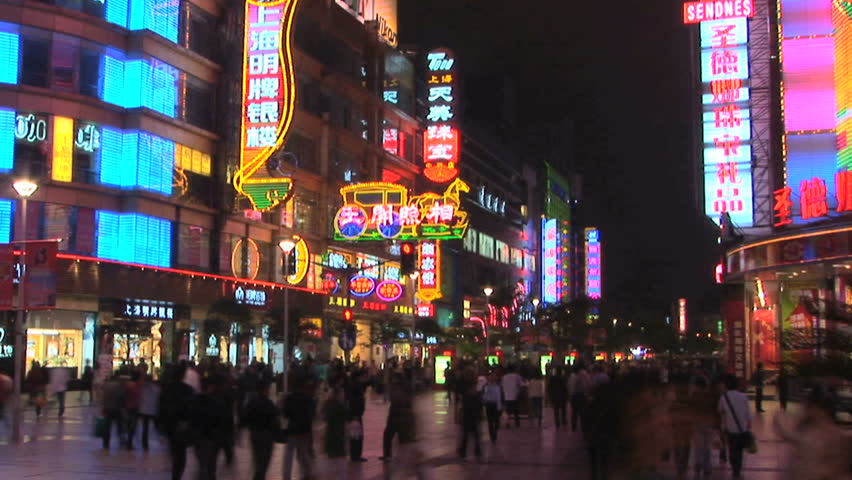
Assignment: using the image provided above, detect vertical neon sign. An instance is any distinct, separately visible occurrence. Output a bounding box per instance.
[698,17,754,227]
[233,0,300,211]
[423,48,460,184]
[417,240,441,301]
[678,298,688,333]
[541,218,560,304]
[585,228,601,300]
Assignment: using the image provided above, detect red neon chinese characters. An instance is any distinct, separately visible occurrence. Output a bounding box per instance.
[717,162,740,184]
[773,187,793,226]
[423,48,460,183]
[714,104,742,128]
[836,171,852,213]
[800,178,828,220]
[417,240,441,301]
[423,125,460,183]
[711,24,738,48]
[425,202,455,224]
[714,134,741,156]
[370,204,394,226]
[710,50,739,76]
[711,79,742,103]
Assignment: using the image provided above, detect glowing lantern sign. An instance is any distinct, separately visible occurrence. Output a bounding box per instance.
[349,275,376,297]
[417,240,441,301]
[333,180,470,241]
[376,280,403,302]
[233,0,300,211]
[286,236,310,285]
[321,273,340,294]
[423,48,461,183]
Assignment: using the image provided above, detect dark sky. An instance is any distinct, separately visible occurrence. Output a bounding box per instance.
[399,0,721,319]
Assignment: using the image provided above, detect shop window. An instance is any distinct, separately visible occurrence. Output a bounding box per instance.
[463,228,477,253]
[20,35,50,88]
[294,190,319,232]
[177,224,210,269]
[0,28,19,85]
[478,233,494,259]
[43,204,73,251]
[96,211,172,267]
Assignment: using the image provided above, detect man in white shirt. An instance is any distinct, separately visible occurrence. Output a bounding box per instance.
[501,366,524,428]
[719,375,752,478]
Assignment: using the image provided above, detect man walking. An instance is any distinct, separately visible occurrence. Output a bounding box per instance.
[283,377,315,480]
[501,365,524,428]
[751,362,766,412]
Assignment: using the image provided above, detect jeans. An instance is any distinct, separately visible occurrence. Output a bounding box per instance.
[283,433,312,480]
[570,394,586,431]
[693,426,713,473]
[168,437,189,480]
[553,399,567,427]
[55,391,66,417]
[485,403,501,442]
[249,431,274,480]
[102,409,124,448]
[504,400,520,427]
[727,432,748,477]
[530,397,543,426]
[457,419,481,458]
[139,414,155,449]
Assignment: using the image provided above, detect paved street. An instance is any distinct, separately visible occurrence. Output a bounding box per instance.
[0,391,794,479]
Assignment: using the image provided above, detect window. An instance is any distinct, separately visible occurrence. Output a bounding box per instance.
[0,27,20,85]
[329,148,358,183]
[51,34,79,92]
[183,75,214,130]
[128,0,179,43]
[79,47,100,97]
[183,4,216,60]
[495,240,509,264]
[0,109,14,171]
[294,190,319,232]
[463,228,477,252]
[96,211,172,267]
[256,240,272,281]
[20,35,50,88]
[283,134,318,174]
[177,224,210,269]
[14,112,50,179]
[511,248,524,268]
[478,233,494,259]
[73,120,101,184]
[43,204,73,251]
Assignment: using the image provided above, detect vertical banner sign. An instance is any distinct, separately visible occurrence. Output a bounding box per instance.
[541,218,561,304]
[233,0,300,211]
[23,240,57,309]
[52,116,74,182]
[0,244,14,309]
[417,240,441,301]
[423,48,461,183]
[696,16,754,227]
[678,298,688,333]
[585,228,602,299]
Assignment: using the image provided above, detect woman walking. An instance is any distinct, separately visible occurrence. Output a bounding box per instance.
[482,372,503,443]
[243,380,280,480]
[324,383,348,479]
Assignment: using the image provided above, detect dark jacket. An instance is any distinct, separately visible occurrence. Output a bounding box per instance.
[242,392,280,437]
[158,381,195,436]
[283,391,315,435]
[347,382,366,418]
[548,374,568,403]
[190,391,230,445]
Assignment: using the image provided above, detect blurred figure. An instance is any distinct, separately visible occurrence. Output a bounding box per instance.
[25,361,47,418]
[383,373,430,480]
[549,367,568,428]
[481,372,503,443]
[48,366,69,418]
[444,363,455,404]
[719,374,751,478]
[124,371,141,449]
[324,383,348,479]
[777,369,789,411]
[81,360,94,404]
[242,380,280,480]
[191,374,230,480]
[501,365,524,428]
[159,365,195,480]
[751,362,766,413]
[101,374,126,449]
[528,370,545,427]
[282,378,315,480]
[138,373,160,450]
[0,370,11,435]
[569,363,591,432]
[457,379,482,459]
[347,369,368,462]
[380,373,414,462]
[691,375,717,477]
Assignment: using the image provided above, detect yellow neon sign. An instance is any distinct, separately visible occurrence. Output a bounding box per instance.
[287,236,310,285]
[52,116,74,182]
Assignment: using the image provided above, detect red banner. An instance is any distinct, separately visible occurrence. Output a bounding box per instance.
[0,245,14,309]
[23,241,58,309]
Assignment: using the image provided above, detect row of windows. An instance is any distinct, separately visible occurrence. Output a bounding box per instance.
[0,23,215,131]
[32,0,179,44]
[463,228,532,271]
[0,109,213,206]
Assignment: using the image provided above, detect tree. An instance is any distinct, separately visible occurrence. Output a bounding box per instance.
[266,306,317,352]
[535,297,596,356]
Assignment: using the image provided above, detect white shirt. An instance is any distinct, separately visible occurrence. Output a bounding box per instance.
[501,372,524,401]
[719,390,751,433]
[48,368,69,393]
[183,367,201,393]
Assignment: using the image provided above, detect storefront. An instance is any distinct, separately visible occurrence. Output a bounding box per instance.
[25,309,96,377]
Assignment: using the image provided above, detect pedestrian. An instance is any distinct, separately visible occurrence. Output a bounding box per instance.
[81,360,94,404]
[719,374,751,478]
[528,370,545,427]
[159,365,196,480]
[242,380,280,480]
[751,362,766,412]
[777,368,789,411]
[569,363,591,432]
[380,373,413,461]
[48,366,69,418]
[25,361,47,418]
[324,383,348,479]
[548,366,568,428]
[191,374,230,480]
[0,370,12,434]
[457,380,482,459]
[138,373,160,451]
[501,365,524,428]
[670,373,695,479]
[124,371,142,449]
[383,373,430,480]
[691,375,717,477]
[282,377,315,480]
[482,372,502,443]
[101,374,126,449]
[347,370,368,462]
[444,363,455,404]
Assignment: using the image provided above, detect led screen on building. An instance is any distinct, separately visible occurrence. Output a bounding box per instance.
[541,218,561,304]
[585,228,602,300]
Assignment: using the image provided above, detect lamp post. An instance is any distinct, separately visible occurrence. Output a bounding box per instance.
[483,286,493,363]
[278,237,297,395]
[11,179,37,444]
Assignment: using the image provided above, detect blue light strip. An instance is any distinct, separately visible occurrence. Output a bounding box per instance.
[0,109,14,171]
[129,0,178,43]
[0,199,13,244]
[100,52,126,107]
[105,0,129,30]
[0,31,19,85]
[97,211,172,267]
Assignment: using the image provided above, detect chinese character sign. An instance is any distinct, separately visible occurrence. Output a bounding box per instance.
[233,0,300,211]
[683,0,755,24]
[541,218,561,304]
[585,228,602,300]
[417,240,441,301]
[699,17,754,227]
[422,48,461,183]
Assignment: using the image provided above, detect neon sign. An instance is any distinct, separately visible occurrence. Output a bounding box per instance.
[585,228,602,300]
[332,180,470,241]
[698,17,754,227]
[417,240,441,301]
[423,48,460,183]
[75,123,101,153]
[286,236,310,285]
[683,0,754,24]
[678,298,687,333]
[541,218,561,304]
[376,279,403,302]
[233,0,300,211]
[15,113,47,143]
[349,275,376,297]
[416,303,434,317]
[52,116,74,182]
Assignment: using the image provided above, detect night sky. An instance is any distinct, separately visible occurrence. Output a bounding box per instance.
[399,0,721,321]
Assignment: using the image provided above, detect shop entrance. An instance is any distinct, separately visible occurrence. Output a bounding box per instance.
[109,320,163,374]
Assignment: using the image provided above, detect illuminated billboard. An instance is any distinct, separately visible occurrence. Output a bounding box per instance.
[683,0,755,24]
[332,179,470,241]
[541,218,561,304]
[417,240,441,301]
[422,48,460,184]
[698,17,755,227]
[585,228,602,300]
[233,0,299,212]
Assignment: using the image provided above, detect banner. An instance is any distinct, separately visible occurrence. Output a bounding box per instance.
[0,245,14,309]
[23,240,58,309]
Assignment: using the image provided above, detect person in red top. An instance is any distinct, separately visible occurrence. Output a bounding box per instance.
[124,371,142,450]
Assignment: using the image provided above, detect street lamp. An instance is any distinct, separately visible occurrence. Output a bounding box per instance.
[11,179,37,443]
[483,286,493,362]
[278,237,297,395]
[531,297,540,310]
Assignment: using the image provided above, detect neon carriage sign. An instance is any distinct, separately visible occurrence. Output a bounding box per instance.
[333,179,470,241]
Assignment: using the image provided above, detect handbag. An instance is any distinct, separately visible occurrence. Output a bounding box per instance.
[723,392,757,454]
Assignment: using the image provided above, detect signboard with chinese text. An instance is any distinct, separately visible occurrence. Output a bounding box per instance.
[541,218,561,304]
[698,17,755,227]
[683,0,755,24]
[233,0,299,211]
[0,245,13,310]
[423,48,460,183]
[417,240,441,301]
[376,279,403,302]
[52,116,74,182]
[678,298,687,333]
[585,228,602,300]
[332,180,470,241]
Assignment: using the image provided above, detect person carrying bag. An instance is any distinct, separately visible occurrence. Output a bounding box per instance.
[719,375,754,479]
